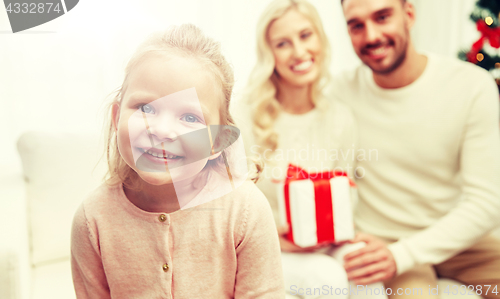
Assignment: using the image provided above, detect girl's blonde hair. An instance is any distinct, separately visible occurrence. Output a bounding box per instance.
[104,24,237,190]
[244,0,331,153]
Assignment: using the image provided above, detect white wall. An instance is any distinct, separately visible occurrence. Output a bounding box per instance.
[0,0,477,173]
[412,0,479,56]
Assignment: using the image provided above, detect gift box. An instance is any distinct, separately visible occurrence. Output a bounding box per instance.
[277,164,356,248]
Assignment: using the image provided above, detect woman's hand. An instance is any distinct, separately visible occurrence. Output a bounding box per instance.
[277,225,331,253]
[343,233,397,284]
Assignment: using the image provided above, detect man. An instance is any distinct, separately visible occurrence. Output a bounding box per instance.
[334,0,500,298]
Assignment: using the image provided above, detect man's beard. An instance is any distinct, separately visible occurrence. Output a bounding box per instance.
[364,36,409,75]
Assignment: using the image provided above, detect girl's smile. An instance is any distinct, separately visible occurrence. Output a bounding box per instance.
[137,146,184,166]
[138,147,182,160]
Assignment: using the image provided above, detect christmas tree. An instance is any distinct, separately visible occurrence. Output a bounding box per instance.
[459,0,500,91]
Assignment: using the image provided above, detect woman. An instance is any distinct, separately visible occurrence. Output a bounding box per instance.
[232,0,358,298]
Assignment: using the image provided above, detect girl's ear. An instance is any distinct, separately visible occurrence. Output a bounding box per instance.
[111,102,120,132]
[210,126,239,153]
[207,125,239,160]
[207,127,227,160]
[207,151,222,161]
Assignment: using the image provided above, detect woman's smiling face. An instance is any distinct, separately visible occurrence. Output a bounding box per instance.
[113,53,222,186]
[268,8,322,88]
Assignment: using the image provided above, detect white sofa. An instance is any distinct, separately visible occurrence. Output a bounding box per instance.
[0,131,107,299]
[0,131,497,299]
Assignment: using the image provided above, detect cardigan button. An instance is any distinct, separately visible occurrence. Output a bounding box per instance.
[162,263,169,272]
[159,214,167,222]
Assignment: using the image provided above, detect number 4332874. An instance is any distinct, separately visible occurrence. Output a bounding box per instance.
[443,285,498,296]
[6,3,62,14]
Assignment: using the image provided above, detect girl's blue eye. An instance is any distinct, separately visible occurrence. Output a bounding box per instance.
[140,104,155,114]
[182,114,200,123]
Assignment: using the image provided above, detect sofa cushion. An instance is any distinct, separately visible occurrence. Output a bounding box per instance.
[32,259,75,299]
[17,131,107,266]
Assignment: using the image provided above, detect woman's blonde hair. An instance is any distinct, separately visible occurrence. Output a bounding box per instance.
[103,24,237,190]
[244,0,331,153]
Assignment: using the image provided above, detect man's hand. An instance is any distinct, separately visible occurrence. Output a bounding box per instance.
[343,233,397,285]
[277,225,331,253]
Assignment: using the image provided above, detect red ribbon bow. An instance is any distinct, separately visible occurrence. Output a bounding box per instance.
[468,20,500,63]
[283,164,355,245]
[284,164,355,186]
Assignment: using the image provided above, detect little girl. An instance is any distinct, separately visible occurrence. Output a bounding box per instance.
[71,24,284,298]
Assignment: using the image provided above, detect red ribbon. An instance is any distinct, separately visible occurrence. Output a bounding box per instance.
[313,178,334,243]
[283,164,355,245]
[468,20,500,63]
